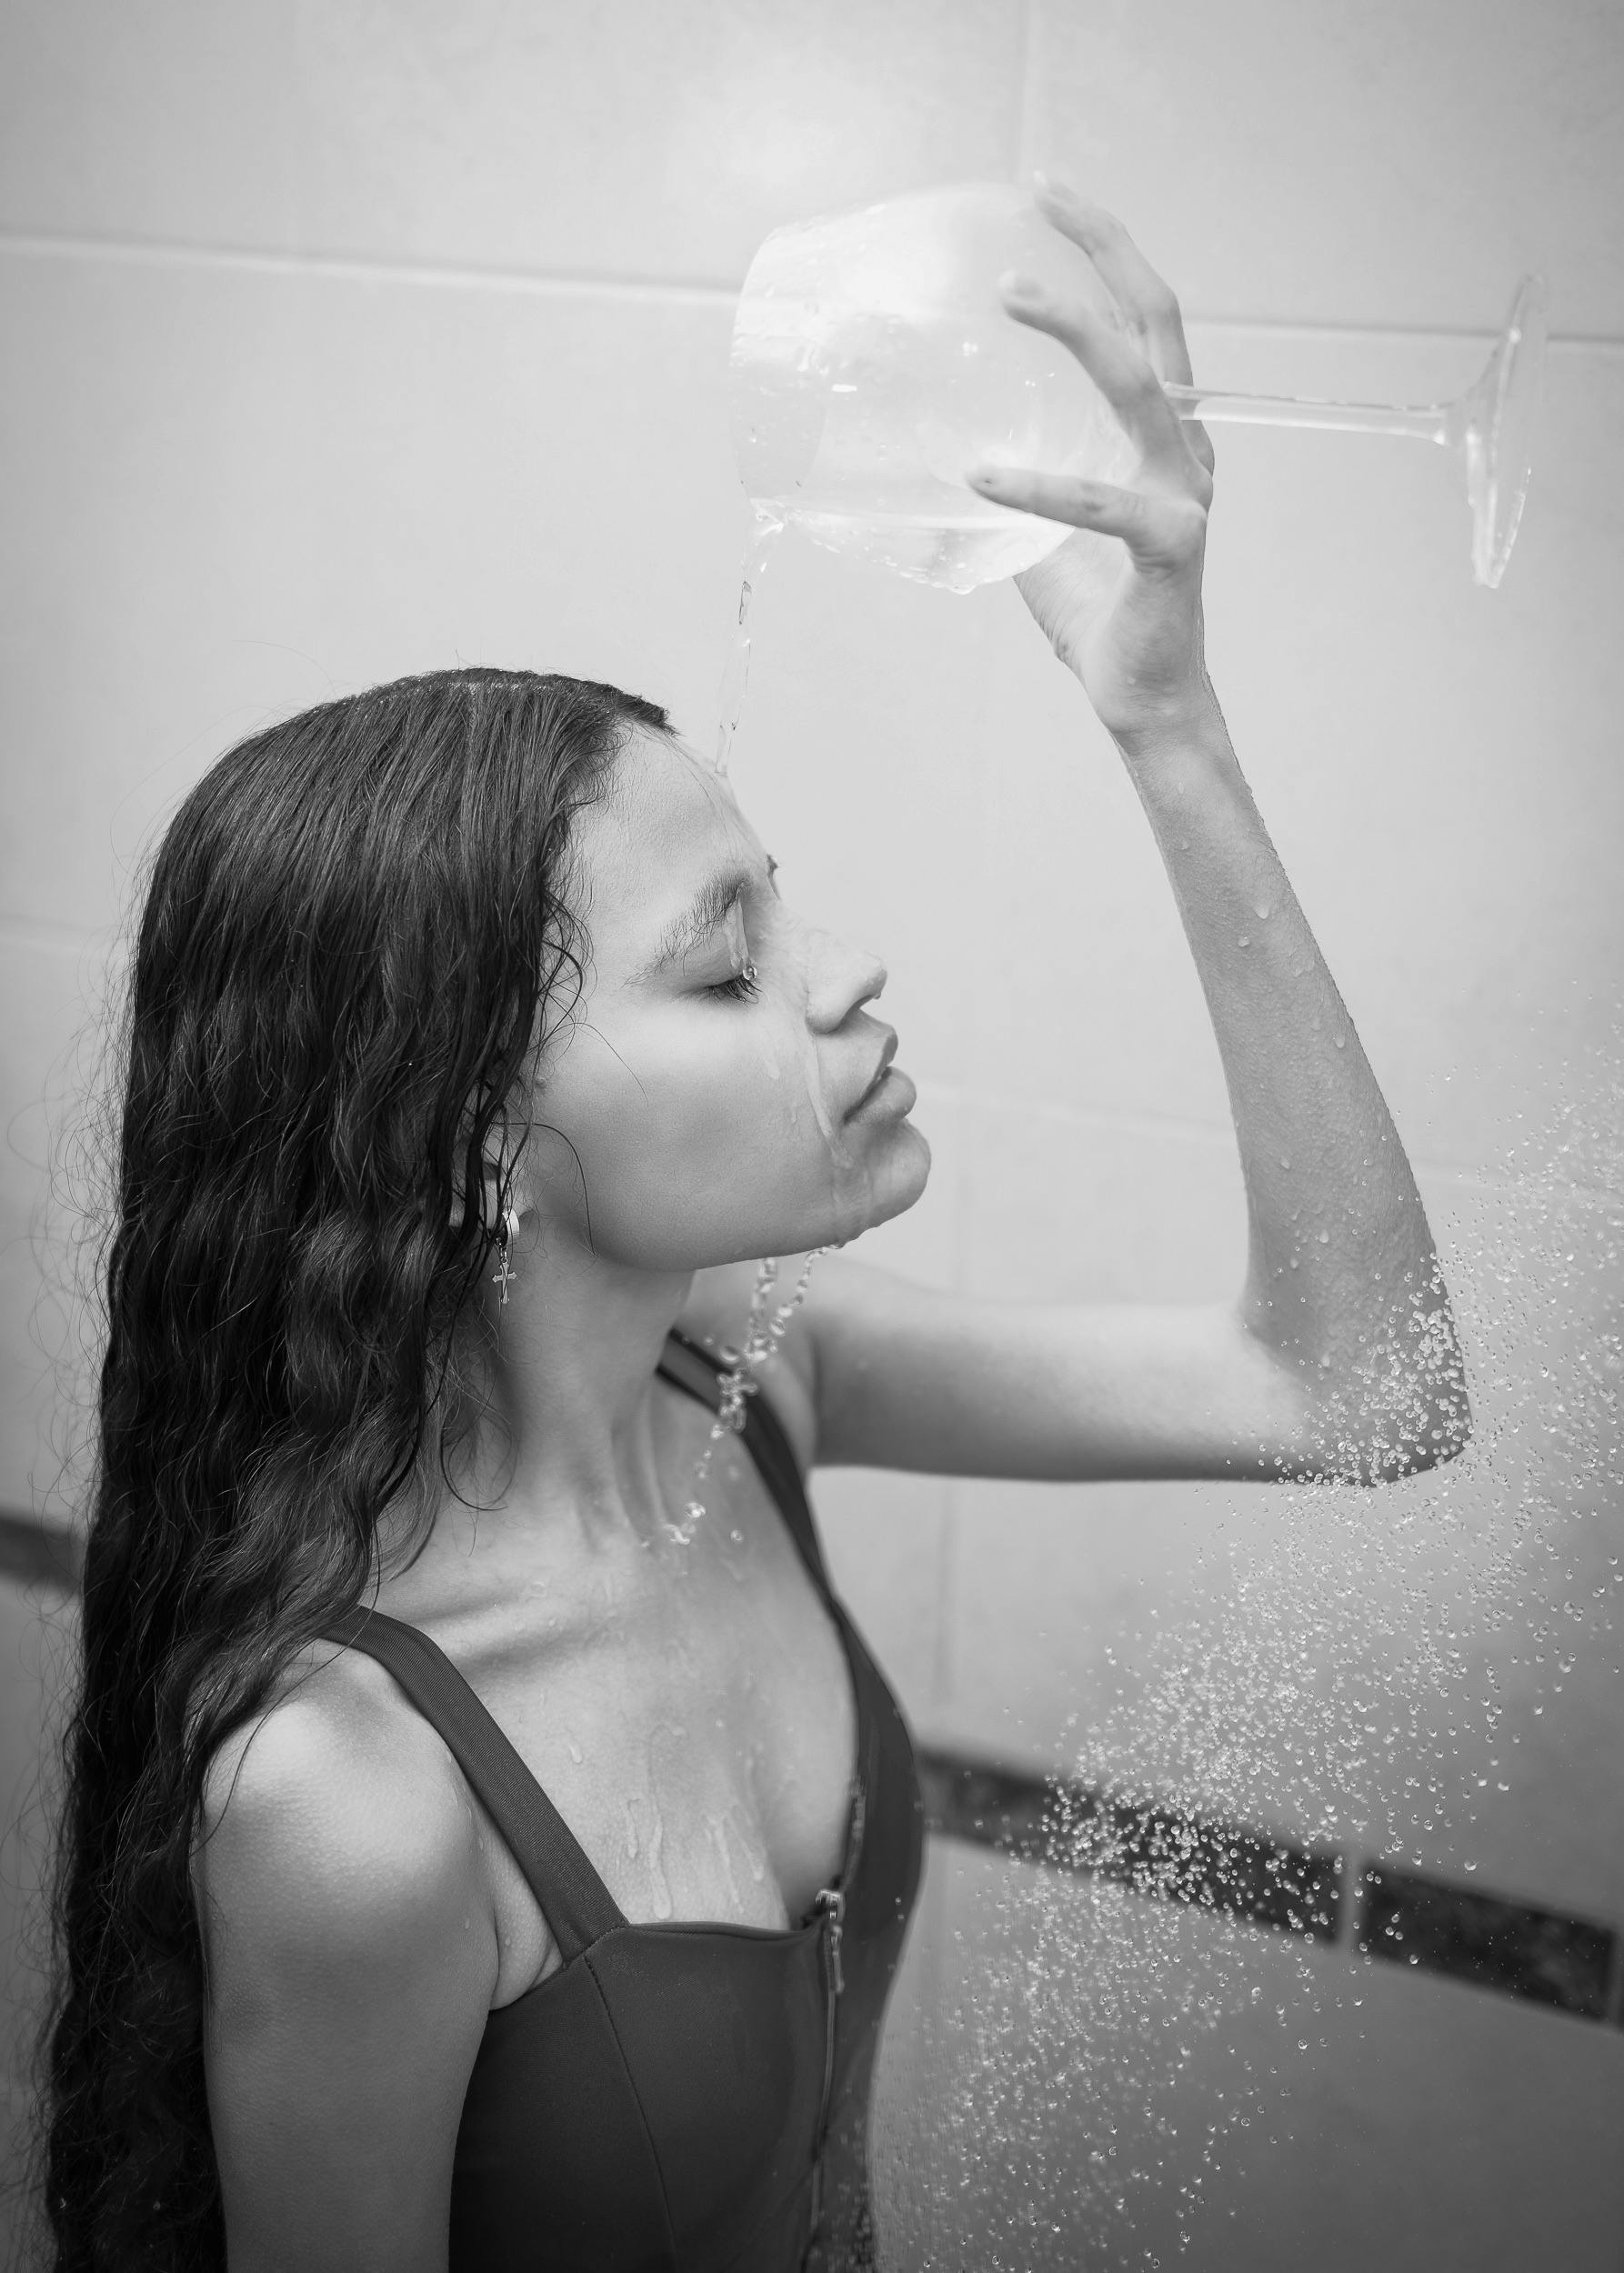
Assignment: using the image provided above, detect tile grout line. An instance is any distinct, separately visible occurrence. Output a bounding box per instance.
[2,229,1619,353]
[907,1080,1619,1207]
[0,229,737,309]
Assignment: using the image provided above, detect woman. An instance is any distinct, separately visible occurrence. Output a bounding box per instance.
[41,185,1466,2272]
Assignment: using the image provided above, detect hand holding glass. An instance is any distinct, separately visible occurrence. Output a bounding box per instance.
[728,181,1547,595]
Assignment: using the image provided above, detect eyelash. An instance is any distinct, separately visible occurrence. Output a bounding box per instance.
[704,870,774,1002]
[708,966,761,1003]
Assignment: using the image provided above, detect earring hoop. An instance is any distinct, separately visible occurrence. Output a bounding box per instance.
[493,1207,521,1307]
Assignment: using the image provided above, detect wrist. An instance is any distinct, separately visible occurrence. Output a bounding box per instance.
[1108,678,1231,769]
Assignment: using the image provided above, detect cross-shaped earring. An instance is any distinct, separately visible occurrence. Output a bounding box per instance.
[493,1207,521,1306]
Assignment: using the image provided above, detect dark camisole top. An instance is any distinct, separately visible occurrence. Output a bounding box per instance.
[319,1327,927,2272]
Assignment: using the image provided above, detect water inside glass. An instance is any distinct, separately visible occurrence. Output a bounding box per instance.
[728,181,1135,596]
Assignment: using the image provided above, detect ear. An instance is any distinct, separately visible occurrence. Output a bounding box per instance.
[443,1068,532,1218]
[446,1119,532,1232]
[476,1126,534,1229]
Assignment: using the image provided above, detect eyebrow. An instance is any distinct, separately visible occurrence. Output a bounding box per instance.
[632,862,759,983]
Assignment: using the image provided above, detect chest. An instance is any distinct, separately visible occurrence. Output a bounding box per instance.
[399,1411,860,2005]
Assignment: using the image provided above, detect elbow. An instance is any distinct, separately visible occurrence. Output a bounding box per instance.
[1333,1377,1474,1487]
[1373,1398,1472,1482]
[1284,1332,1474,1486]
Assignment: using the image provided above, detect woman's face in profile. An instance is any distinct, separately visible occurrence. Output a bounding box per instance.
[524,729,930,1271]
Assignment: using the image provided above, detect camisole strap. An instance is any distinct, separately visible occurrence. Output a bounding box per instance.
[657,1325,833,1597]
[317,1604,626,1963]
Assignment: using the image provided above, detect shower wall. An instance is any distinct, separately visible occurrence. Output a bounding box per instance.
[2,5,1620,2267]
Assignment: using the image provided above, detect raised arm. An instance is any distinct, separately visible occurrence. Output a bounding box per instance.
[797,184,1468,1487]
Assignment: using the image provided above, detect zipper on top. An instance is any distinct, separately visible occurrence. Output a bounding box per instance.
[807,1737,873,2247]
[807,1885,844,2246]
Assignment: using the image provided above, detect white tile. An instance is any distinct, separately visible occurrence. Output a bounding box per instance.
[962,328,1624,1168]
[0,0,1027,285]
[884,1841,1624,2270]
[0,2,305,248]
[1028,0,1624,335]
[924,1138,1624,1920]
[812,1467,950,1729]
[0,251,995,1097]
[959,1098,1248,1305]
[0,935,111,1519]
[0,246,743,933]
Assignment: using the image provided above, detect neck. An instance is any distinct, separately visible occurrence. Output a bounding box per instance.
[387,1230,714,1594]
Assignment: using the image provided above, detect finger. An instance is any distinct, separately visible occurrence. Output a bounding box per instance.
[998,275,1195,486]
[967,465,1207,571]
[1033,176,1195,390]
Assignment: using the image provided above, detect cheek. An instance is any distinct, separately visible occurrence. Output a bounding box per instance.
[550,1008,847,1203]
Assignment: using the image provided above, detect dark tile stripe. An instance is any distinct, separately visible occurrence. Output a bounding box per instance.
[0,1512,82,1594]
[917,1746,1342,1941]
[1358,1864,1616,2019]
[3,1515,1618,2022]
[918,1745,1622,2025]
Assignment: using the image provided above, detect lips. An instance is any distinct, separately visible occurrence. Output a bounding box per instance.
[847,1030,897,1118]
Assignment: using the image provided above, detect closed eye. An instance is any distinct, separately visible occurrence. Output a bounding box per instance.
[707,966,762,1003]
[703,890,761,1001]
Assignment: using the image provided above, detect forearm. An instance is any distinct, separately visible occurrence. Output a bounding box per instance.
[1119,692,1469,1472]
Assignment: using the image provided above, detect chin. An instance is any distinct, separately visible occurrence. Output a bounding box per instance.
[843,1120,933,1241]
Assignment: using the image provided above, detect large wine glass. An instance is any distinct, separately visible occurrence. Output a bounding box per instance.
[729,182,1547,595]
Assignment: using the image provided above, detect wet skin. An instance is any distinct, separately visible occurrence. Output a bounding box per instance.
[297,727,932,2000]
[526,726,929,1271]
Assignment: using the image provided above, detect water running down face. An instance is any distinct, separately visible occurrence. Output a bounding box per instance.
[520,729,930,1273]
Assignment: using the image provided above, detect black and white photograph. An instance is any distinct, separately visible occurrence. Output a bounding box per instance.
[0,5,1620,2268]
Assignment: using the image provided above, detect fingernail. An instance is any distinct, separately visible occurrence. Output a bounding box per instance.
[1034,170,1076,202]
[998,268,1042,301]
[967,465,1006,488]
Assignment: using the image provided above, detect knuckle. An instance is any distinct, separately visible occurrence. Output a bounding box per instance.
[1168,496,1210,556]
[1135,492,1207,566]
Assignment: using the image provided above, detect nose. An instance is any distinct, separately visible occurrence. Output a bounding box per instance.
[804,925,887,1035]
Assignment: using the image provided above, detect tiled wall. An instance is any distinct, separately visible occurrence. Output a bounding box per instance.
[3,4,1622,2266]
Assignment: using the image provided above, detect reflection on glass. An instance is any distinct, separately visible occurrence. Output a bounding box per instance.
[730,182,1546,594]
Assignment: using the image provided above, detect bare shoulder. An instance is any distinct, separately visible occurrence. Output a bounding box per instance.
[195,1640,491,1955]
[195,1646,500,2269]
[677,1256,822,1471]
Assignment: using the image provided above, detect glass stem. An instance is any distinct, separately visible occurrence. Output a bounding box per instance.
[1163,381,1451,449]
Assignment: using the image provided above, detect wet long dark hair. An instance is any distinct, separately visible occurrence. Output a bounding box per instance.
[35,666,668,2268]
